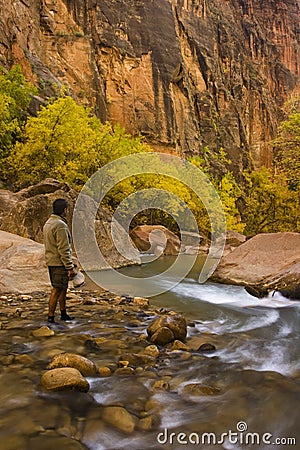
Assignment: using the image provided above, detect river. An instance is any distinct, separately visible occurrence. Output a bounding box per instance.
[0,256,299,449]
[85,256,300,449]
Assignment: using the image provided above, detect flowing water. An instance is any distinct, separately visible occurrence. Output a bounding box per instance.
[0,256,300,450]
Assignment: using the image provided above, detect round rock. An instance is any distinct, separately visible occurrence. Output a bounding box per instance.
[48,353,96,376]
[41,368,90,392]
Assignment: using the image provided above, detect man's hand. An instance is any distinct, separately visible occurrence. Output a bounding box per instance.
[68,268,77,279]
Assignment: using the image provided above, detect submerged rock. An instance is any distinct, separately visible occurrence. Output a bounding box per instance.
[32,326,55,337]
[182,383,221,396]
[101,406,137,434]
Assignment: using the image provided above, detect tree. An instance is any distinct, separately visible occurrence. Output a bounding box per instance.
[273,112,300,190]
[242,167,299,234]
[7,96,150,188]
[218,172,245,233]
[0,65,37,181]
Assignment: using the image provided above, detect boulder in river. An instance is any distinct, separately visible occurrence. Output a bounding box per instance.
[211,232,300,297]
[48,353,96,376]
[130,225,181,255]
[41,367,90,392]
[150,326,175,346]
[147,314,187,344]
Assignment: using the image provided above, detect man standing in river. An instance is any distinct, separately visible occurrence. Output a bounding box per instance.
[43,198,76,323]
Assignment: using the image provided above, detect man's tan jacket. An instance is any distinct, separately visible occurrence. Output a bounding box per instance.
[43,214,74,270]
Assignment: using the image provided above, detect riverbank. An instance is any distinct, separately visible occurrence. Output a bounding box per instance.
[1,285,300,450]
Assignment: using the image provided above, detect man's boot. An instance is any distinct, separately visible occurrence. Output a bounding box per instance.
[60,309,74,321]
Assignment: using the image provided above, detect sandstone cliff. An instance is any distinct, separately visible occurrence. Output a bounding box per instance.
[0,0,299,174]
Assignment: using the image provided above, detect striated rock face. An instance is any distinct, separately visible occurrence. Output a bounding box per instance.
[0,0,299,173]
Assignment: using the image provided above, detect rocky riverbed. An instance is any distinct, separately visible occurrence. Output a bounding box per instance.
[1,287,300,450]
[0,288,225,450]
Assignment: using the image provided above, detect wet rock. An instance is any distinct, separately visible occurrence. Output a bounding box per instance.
[182,383,220,396]
[48,353,96,376]
[98,367,112,377]
[278,283,300,299]
[118,360,129,367]
[32,326,55,337]
[19,295,33,301]
[97,339,128,350]
[1,355,15,365]
[198,343,216,352]
[150,327,174,346]
[170,340,189,351]
[41,368,90,392]
[140,345,160,358]
[82,418,106,443]
[84,339,101,352]
[119,352,155,367]
[14,354,34,366]
[151,379,170,391]
[28,433,88,450]
[0,435,28,450]
[147,314,187,341]
[39,348,64,360]
[138,415,156,431]
[239,370,265,385]
[179,352,192,361]
[136,333,148,342]
[144,399,161,413]
[126,319,143,327]
[101,406,137,434]
[244,285,269,298]
[132,296,149,308]
[186,335,218,351]
[114,367,135,376]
